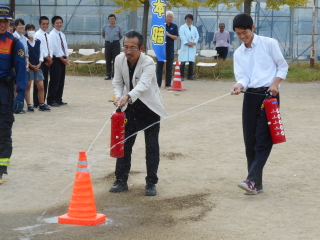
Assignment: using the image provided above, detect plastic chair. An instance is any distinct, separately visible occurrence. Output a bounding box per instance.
[73,49,95,75]
[196,50,219,79]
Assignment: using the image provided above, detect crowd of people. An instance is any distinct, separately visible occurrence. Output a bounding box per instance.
[1,4,288,199]
[0,5,69,184]
[7,15,69,114]
[101,12,231,86]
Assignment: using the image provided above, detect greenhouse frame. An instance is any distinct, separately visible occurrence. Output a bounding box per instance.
[4,0,319,61]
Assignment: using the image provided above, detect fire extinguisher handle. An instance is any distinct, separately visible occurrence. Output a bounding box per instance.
[266,90,273,98]
[116,106,122,112]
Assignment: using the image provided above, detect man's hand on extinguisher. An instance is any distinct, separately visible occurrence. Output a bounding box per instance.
[268,77,283,96]
[114,96,129,107]
[267,85,278,96]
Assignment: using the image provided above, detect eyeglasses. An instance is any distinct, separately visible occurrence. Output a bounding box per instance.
[122,47,140,52]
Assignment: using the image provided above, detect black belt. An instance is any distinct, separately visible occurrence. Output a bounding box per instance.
[106,40,119,43]
[247,87,269,93]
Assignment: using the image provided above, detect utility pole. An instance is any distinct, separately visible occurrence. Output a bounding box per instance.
[10,0,15,18]
[39,0,41,16]
[310,0,316,67]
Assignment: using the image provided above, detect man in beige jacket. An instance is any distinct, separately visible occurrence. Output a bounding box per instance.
[111,30,168,196]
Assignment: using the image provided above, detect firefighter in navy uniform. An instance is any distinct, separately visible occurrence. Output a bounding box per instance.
[0,5,28,184]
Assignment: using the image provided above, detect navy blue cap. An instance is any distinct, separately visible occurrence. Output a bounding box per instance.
[0,5,13,20]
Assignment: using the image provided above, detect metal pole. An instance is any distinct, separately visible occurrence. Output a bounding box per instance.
[10,0,15,19]
[39,0,41,16]
[256,2,260,35]
[289,9,294,60]
[271,10,273,38]
[310,0,316,67]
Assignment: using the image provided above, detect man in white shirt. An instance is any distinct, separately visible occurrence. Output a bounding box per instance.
[213,23,230,60]
[34,16,53,108]
[231,13,288,195]
[48,16,69,107]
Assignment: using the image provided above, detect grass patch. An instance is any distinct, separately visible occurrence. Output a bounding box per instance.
[286,62,320,82]
[67,53,320,83]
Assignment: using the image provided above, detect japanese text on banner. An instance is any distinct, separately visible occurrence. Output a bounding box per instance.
[150,0,166,62]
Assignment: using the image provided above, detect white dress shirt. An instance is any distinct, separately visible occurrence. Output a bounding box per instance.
[48,28,68,58]
[234,34,288,89]
[34,28,52,58]
[13,31,29,57]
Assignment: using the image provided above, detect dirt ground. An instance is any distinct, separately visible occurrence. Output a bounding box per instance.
[0,76,319,240]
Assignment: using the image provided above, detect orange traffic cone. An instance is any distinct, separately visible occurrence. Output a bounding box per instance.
[58,151,106,226]
[167,61,186,92]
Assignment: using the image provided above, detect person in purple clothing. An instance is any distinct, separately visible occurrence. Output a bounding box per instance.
[213,23,230,60]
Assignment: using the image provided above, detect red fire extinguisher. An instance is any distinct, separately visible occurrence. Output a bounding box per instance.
[241,90,286,144]
[110,107,127,158]
[263,95,286,144]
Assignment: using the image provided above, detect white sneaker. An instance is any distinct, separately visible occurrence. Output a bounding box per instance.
[238,181,258,195]
[244,189,264,195]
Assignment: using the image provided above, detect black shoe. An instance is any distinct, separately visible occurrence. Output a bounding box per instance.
[59,102,68,106]
[181,77,184,81]
[145,183,157,196]
[104,76,111,80]
[0,173,3,185]
[166,85,172,87]
[50,102,60,107]
[27,105,34,112]
[109,180,128,193]
[187,77,197,81]
[39,104,51,111]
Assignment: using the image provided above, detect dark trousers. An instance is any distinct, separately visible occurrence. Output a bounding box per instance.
[216,47,228,60]
[105,41,120,77]
[115,113,160,185]
[156,52,174,87]
[47,56,65,105]
[0,83,14,175]
[242,91,280,189]
[33,60,49,107]
[180,61,194,79]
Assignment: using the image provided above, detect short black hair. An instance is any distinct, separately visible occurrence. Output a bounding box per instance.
[108,14,116,19]
[185,14,193,21]
[25,23,35,31]
[51,16,63,25]
[124,29,143,48]
[39,16,49,24]
[24,23,36,38]
[14,18,25,27]
[233,13,253,31]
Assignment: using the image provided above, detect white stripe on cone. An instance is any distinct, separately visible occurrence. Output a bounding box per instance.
[173,65,181,81]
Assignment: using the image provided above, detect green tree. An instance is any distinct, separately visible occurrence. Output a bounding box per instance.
[106,0,309,48]
[204,0,309,15]
[110,0,203,51]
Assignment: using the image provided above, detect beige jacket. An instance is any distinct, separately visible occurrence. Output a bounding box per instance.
[112,52,168,118]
